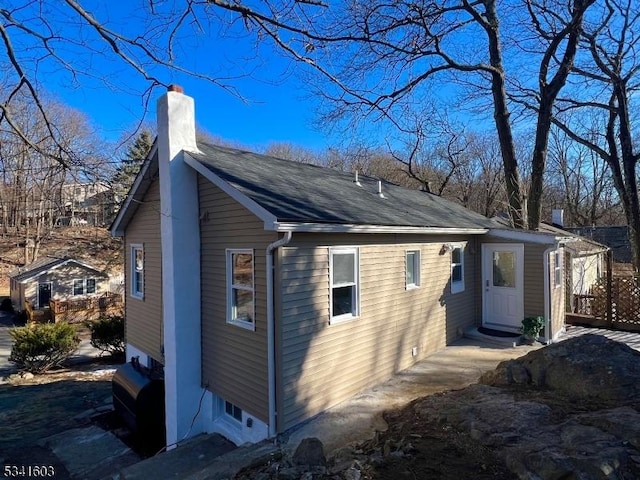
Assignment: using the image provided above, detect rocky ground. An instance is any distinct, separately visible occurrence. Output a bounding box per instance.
[236,334,640,480]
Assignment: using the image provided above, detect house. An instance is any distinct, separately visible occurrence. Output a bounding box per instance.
[110,86,573,448]
[567,225,632,265]
[58,182,117,226]
[9,256,118,322]
[495,210,610,310]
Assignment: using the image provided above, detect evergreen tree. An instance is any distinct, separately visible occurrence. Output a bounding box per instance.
[112,130,153,204]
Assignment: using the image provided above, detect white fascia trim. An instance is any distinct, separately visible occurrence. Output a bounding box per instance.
[183,153,278,230]
[488,228,572,244]
[275,222,489,235]
[111,143,159,237]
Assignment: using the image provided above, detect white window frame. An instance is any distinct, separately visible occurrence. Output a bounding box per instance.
[329,247,360,324]
[450,243,465,294]
[226,249,255,331]
[554,250,563,288]
[405,249,421,289]
[131,244,144,299]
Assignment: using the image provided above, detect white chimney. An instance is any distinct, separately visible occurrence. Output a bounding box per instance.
[552,209,564,227]
[157,86,207,447]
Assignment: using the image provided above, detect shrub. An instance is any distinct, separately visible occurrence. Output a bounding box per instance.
[521,316,545,340]
[9,322,80,374]
[87,315,125,356]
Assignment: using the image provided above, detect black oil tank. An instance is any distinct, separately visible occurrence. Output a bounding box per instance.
[112,358,165,449]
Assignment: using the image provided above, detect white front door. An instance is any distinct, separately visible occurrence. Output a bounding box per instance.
[482,243,524,332]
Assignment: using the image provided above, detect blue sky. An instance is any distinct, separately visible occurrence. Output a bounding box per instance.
[30,2,332,152]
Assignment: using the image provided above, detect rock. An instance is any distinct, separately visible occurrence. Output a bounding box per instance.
[481,335,640,405]
[292,437,326,466]
[343,467,361,480]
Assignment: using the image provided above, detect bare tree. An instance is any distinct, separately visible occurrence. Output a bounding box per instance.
[552,0,640,271]
[547,124,619,227]
[208,0,595,230]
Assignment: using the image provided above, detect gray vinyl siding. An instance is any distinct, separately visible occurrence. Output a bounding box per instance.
[277,233,477,431]
[124,178,164,363]
[199,174,278,423]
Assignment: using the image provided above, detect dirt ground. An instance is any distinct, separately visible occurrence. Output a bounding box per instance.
[353,401,514,480]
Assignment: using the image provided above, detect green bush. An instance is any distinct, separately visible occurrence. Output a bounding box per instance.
[9,322,80,374]
[521,316,545,339]
[87,315,125,356]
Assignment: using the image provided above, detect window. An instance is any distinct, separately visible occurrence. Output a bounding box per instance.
[224,400,243,422]
[451,244,465,294]
[131,244,144,299]
[73,279,84,295]
[73,278,97,296]
[330,247,359,322]
[226,249,254,329]
[406,250,421,289]
[554,251,562,287]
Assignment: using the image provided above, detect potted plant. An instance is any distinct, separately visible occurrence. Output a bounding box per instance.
[521,316,545,345]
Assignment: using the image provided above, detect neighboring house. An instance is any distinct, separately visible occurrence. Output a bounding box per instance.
[59,182,117,226]
[567,225,632,265]
[9,256,115,322]
[496,211,610,305]
[110,86,573,448]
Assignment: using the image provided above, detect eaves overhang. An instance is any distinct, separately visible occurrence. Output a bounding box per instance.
[488,228,573,245]
[274,222,489,235]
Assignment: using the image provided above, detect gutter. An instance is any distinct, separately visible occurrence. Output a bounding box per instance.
[266,231,292,437]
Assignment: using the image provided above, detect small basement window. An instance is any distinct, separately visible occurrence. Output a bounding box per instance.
[224,400,242,422]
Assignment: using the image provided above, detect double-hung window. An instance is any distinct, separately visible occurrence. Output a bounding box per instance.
[554,251,562,288]
[131,244,144,299]
[406,250,421,289]
[227,249,255,329]
[330,247,359,322]
[451,244,465,294]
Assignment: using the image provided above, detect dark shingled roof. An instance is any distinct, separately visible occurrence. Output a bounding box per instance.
[189,142,500,230]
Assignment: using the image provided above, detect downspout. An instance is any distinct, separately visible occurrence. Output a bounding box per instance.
[266,231,292,437]
[543,242,560,344]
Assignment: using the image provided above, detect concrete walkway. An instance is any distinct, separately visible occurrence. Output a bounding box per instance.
[114,337,539,479]
[113,325,640,479]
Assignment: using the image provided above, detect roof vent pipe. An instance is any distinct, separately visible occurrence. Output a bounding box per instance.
[378,180,385,198]
[354,171,362,187]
